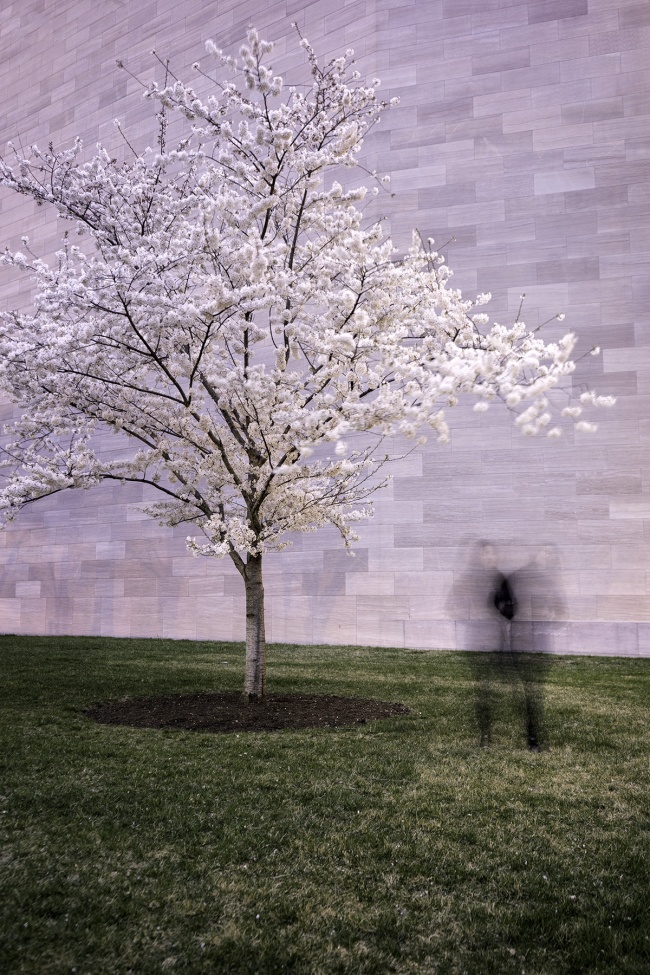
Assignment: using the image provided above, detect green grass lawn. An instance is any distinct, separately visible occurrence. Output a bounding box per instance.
[1,635,648,974]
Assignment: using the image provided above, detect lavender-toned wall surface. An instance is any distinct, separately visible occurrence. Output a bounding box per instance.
[1,0,648,654]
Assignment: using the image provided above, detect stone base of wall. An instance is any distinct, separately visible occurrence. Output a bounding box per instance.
[419,621,650,657]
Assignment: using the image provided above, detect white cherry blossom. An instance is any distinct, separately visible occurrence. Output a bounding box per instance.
[0,28,612,698]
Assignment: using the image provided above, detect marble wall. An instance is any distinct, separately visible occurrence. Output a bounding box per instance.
[1,0,648,654]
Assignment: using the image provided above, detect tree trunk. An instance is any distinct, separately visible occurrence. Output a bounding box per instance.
[243,553,266,701]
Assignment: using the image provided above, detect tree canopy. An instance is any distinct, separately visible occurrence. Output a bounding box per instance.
[0,29,613,697]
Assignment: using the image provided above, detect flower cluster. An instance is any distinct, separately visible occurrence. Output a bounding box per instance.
[0,28,612,569]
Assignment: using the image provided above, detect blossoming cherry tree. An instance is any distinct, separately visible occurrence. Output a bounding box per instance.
[0,30,612,698]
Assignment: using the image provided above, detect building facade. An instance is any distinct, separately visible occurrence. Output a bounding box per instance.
[1,0,649,654]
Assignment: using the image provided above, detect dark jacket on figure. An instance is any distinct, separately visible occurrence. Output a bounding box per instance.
[492,573,516,622]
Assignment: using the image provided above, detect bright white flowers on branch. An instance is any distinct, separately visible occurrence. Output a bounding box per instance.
[0,27,612,569]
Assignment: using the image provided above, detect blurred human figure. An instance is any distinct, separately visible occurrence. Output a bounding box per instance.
[448,540,516,747]
[510,544,566,751]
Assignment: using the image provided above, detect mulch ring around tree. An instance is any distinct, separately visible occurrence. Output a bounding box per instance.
[83,692,410,734]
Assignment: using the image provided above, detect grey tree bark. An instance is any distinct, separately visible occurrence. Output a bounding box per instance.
[243,553,266,701]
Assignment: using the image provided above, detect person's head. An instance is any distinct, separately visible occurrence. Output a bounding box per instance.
[479,540,497,570]
[533,543,561,569]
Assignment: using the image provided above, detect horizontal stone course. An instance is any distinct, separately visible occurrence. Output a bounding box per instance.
[0,0,647,656]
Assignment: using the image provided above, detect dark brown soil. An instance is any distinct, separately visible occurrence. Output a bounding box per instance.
[83,692,409,734]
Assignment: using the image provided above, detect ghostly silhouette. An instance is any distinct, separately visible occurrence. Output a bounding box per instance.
[448,540,515,747]
[449,540,566,750]
[510,544,566,751]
